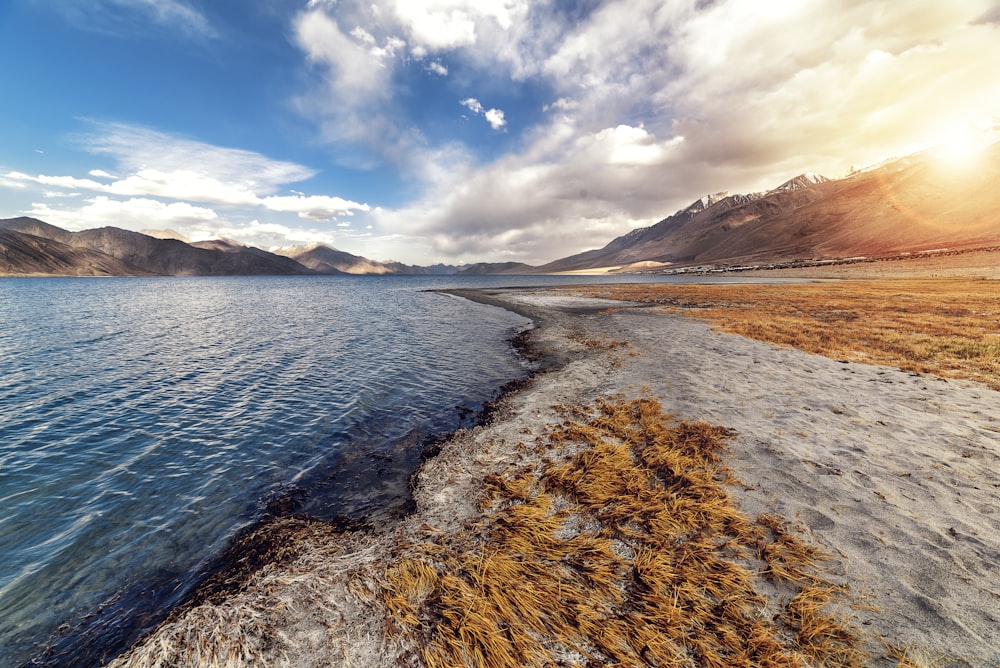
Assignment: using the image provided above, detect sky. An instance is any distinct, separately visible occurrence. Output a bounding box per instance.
[1,0,999,266]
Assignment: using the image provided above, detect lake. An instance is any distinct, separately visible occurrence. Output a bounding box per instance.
[1,273,705,666]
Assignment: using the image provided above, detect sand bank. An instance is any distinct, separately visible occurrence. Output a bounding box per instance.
[109,287,999,667]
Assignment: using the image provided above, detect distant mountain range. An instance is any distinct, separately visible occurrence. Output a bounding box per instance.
[276,242,453,275]
[0,219,462,277]
[3,142,999,277]
[537,143,1000,273]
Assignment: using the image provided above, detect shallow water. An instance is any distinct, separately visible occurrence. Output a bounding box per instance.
[0,275,539,666]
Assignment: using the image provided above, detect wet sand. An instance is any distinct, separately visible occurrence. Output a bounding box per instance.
[107,286,1000,667]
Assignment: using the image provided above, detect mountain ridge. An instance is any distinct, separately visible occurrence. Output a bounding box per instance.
[539,145,1000,273]
[4,143,999,277]
[0,219,456,277]
[274,243,462,275]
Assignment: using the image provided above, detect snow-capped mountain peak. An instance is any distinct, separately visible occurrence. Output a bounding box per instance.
[768,172,830,194]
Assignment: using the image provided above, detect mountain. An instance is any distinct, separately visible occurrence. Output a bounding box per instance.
[457,261,538,275]
[276,242,460,275]
[0,216,74,243]
[767,172,830,194]
[276,243,377,274]
[69,227,313,276]
[0,220,460,277]
[0,219,313,276]
[416,263,464,275]
[541,143,1000,272]
[141,228,191,242]
[188,238,314,274]
[0,228,152,276]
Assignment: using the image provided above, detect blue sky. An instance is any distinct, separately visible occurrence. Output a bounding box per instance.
[1,1,999,265]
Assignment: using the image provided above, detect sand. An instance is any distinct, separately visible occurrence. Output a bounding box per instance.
[108,286,1000,668]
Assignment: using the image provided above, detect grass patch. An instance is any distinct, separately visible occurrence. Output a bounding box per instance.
[377,397,874,667]
[567,279,1000,390]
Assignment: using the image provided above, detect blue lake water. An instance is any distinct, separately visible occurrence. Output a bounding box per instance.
[0,273,693,666]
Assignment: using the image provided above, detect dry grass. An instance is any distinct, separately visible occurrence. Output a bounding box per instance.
[568,279,1000,390]
[568,333,632,351]
[377,397,874,667]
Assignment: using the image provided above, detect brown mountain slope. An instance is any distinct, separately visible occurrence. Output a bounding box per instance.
[0,229,152,276]
[277,244,358,274]
[279,243,455,275]
[0,216,74,243]
[541,144,1000,272]
[188,238,318,274]
[68,227,314,276]
[0,219,315,276]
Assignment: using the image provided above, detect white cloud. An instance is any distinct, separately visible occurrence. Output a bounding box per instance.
[49,0,216,39]
[130,0,216,38]
[28,196,218,232]
[296,11,391,96]
[484,108,506,130]
[212,220,340,249]
[108,168,260,205]
[375,121,694,264]
[391,0,477,50]
[426,60,448,76]
[390,0,527,50]
[293,8,423,161]
[350,25,377,46]
[460,97,484,115]
[586,125,683,167]
[460,98,506,130]
[81,122,315,193]
[7,166,370,222]
[260,194,371,221]
[543,97,579,114]
[2,123,372,248]
[22,197,360,251]
[5,171,106,191]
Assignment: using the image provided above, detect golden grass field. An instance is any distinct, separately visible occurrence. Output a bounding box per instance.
[375,397,894,667]
[570,278,1000,391]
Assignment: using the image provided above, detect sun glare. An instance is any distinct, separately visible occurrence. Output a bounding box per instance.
[929,121,997,167]
[937,130,979,160]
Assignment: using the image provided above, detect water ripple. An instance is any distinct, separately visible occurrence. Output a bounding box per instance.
[0,276,535,666]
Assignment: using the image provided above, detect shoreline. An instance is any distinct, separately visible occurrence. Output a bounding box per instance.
[25,293,537,668]
[101,288,637,667]
[106,285,999,667]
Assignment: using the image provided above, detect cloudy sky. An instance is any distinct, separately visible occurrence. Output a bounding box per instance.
[1,1,998,265]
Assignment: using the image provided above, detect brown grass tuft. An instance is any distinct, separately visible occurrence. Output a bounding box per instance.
[377,397,879,667]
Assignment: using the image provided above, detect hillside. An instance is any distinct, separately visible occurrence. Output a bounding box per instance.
[277,243,460,275]
[0,219,313,277]
[540,144,1000,272]
[457,262,538,275]
[0,228,151,276]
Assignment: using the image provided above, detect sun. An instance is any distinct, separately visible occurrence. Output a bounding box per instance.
[929,121,996,167]
[936,129,980,161]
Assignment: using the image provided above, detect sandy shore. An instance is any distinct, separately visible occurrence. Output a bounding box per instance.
[109,286,1000,667]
